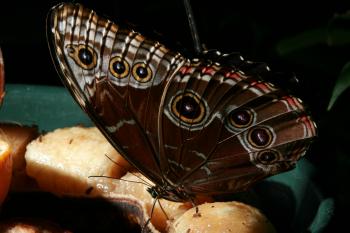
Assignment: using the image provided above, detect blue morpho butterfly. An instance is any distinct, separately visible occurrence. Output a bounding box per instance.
[47,2,317,203]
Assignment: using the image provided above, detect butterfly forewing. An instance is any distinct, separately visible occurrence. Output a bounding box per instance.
[48,3,317,201]
[48,3,188,185]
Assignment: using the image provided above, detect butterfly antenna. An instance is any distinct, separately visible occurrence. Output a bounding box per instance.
[93,154,153,186]
[104,154,129,172]
[183,0,203,55]
[88,174,151,186]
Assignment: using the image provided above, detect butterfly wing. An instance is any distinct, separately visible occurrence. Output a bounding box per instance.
[47,3,187,185]
[48,3,317,199]
[160,59,317,195]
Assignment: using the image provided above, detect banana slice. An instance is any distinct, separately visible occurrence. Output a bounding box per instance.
[168,201,276,233]
[25,126,131,196]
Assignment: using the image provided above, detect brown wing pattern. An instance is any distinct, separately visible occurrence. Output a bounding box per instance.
[48,3,187,184]
[161,59,316,195]
[48,3,317,201]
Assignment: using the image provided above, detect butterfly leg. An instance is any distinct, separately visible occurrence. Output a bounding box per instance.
[157,199,169,220]
[142,196,159,233]
[190,197,201,217]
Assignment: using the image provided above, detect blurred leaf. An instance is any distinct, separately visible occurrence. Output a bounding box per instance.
[327,11,350,46]
[328,61,350,110]
[277,10,350,56]
[276,29,326,56]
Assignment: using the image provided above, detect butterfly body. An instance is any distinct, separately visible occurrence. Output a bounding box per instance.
[47,3,316,202]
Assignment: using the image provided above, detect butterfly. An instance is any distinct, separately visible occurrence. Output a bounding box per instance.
[47,2,317,202]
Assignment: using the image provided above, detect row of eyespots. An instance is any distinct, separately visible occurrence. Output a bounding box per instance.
[109,56,152,83]
[228,109,281,166]
[168,92,279,166]
[67,44,153,83]
[228,108,274,148]
[168,92,274,149]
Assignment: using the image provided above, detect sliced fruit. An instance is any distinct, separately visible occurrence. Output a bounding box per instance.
[0,139,12,204]
[0,218,71,233]
[25,126,131,196]
[0,123,39,191]
[168,201,276,233]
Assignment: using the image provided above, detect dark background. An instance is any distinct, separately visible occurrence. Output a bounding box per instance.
[1,0,350,232]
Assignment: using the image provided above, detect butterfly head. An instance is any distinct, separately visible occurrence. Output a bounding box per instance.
[147,185,194,202]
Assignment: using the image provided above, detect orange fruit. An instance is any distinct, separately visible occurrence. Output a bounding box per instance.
[0,139,12,204]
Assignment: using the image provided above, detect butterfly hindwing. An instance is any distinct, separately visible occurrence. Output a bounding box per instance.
[160,59,316,195]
